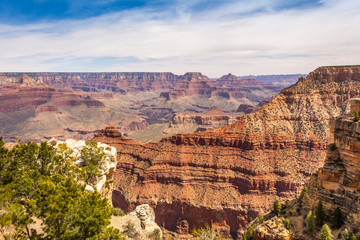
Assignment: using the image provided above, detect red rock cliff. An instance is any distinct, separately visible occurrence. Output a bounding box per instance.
[93,66,360,238]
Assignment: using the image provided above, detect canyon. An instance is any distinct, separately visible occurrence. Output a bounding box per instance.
[91,66,360,238]
[0,72,284,143]
[246,98,360,240]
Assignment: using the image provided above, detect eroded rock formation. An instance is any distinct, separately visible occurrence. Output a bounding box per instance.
[0,72,284,143]
[92,66,360,238]
[110,204,163,240]
[245,97,360,239]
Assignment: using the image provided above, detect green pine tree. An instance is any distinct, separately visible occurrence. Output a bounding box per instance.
[273,199,282,216]
[300,185,308,199]
[321,224,333,240]
[0,138,123,240]
[354,111,360,122]
[316,200,325,227]
[332,207,343,229]
[306,210,314,234]
[349,233,356,240]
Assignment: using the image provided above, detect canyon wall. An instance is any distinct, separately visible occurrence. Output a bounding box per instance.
[92,66,360,238]
[247,98,360,240]
[0,72,283,143]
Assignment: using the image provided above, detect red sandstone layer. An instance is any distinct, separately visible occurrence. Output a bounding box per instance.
[92,66,360,238]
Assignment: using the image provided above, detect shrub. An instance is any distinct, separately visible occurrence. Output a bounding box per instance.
[300,185,308,199]
[273,199,282,216]
[148,228,161,240]
[113,208,125,216]
[354,112,360,122]
[122,221,139,239]
[191,224,216,240]
[306,210,315,234]
[243,226,254,240]
[281,217,291,230]
[342,228,349,240]
[258,214,264,223]
[321,224,334,240]
[349,233,356,240]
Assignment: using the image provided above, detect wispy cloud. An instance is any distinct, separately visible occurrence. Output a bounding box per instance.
[0,0,359,76]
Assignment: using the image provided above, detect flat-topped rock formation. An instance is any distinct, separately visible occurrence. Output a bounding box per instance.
[0,72,284,143]
[93,66,360,238]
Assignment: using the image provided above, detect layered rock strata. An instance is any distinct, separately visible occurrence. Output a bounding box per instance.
[0,72,283,142]
[314,98,360,218]
[245,97,360,239]
[92,66,360,238]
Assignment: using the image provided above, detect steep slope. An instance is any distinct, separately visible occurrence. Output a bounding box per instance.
[246,98,360,239]
[92,66,360,238]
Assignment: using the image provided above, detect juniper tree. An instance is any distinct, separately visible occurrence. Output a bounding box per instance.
[273,199,282,216]
[0,138,122,240]
[316,200,325,227]
[321,224,333,240]
[306,210,315,234]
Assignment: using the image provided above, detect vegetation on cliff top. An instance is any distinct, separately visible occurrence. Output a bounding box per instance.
[0,137,123,240]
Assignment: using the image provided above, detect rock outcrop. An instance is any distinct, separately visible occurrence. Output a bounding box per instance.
[110,204,163,240]
[253,217,291,240]
[48,138,117,201]
[92,66,360,238]
[244,97,360,239]
[166,107,243,134]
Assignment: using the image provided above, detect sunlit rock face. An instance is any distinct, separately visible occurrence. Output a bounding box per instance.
[247,98,360,240]
[94,66,360,238]
[110,204,163,240]
[48,138,117,202]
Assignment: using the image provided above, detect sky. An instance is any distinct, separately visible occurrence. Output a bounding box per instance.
[0,0,359,77]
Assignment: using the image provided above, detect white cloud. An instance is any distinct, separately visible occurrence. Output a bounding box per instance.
[0,0,359,76]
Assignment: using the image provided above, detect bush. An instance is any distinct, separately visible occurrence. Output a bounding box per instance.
[321,224,333,240]
[258,214,264,223]
[354,112,360,122]
[306,210,315,234]
[190,224,216,240]
[122,221,139,239]
[243,226,254,240]
[281,217,291,230]
[273,199,282,216]
[300,185,308,199]
[342,228,349,240]
[349,233,356,240]
[113,208,125,216]
[148,229,161,240]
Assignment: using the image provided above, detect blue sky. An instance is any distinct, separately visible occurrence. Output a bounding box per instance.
[0,0,359,76]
